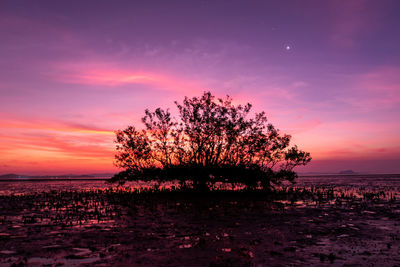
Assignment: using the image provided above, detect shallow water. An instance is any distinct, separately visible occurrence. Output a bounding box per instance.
[0,179,166,196]
[1,174,400,196]
[296,173,400,187]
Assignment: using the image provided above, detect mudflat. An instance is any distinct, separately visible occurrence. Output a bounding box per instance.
[0,189,399,266]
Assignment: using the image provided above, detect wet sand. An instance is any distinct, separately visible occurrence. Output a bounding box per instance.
[1,189,400,266]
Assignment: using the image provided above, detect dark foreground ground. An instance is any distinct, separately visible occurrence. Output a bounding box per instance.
[1,189,400,266]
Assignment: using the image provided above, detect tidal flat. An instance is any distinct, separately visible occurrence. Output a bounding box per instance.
[1,176,400,266]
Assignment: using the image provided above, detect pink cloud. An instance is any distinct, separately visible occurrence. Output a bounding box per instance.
[49,62,205,95]
[336,66,400,111]
[292,119,400,161]
[0,115,114,136]
[285,119,322,135]
[357,66,400,105]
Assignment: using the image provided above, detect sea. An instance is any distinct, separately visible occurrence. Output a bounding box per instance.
[1,174,400,196]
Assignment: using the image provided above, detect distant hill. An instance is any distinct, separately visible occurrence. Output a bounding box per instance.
[0,173,29,179]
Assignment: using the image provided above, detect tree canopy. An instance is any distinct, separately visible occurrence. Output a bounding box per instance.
[110,92,311,191]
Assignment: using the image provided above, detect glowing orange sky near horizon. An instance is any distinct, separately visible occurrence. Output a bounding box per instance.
[1,67,399,175]
[1,1,400,175]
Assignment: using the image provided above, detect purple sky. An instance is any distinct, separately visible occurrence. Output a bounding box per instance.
[1,0,400,175]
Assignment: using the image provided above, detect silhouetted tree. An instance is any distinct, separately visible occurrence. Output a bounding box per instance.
[110,92,311,191]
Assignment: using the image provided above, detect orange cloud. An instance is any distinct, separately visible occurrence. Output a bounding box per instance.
[0,115,117,174]
[0,116,114,136]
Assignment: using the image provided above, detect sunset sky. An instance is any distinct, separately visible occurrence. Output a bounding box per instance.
[1,0,400,175]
